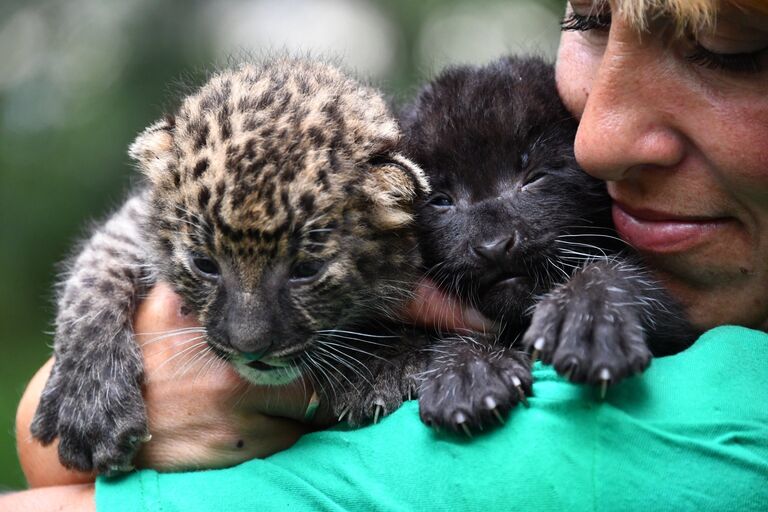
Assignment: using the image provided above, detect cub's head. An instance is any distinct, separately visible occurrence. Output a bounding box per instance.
[400,56,610,323]
[130,58,428,384]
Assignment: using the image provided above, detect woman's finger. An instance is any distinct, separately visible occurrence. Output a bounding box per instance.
[401,278,495,333]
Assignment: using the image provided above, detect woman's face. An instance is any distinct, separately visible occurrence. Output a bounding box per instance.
[555,1,768,330]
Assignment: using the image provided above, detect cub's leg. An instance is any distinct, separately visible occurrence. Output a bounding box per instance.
[31,193,154,473]
[522,258,695,392]
[418,335,532,434]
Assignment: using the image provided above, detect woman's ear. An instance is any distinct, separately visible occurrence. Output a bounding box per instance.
[362,153,431,230]
[128,115,176,185]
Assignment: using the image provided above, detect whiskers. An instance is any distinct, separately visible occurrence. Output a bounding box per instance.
[137,326,223,382]
[137,326,208,346]
[550,231,629,278]
[299,328,396,404]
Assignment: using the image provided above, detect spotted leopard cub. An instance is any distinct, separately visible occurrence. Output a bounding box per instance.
[31,58,430,473]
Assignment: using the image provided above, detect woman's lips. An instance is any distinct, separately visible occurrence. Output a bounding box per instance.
[612,202,731,253]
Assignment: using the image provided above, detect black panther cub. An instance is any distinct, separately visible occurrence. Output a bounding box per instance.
[401,56,695,432]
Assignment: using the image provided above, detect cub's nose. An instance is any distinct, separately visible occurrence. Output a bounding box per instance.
[471,236,515,263]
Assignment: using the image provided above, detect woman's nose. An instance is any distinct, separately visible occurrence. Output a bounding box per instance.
[574,25,687,181]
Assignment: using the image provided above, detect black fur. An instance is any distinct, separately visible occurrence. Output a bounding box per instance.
[400,56,695,432]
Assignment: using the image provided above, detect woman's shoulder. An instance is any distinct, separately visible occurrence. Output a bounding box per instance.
[97,326,768,512]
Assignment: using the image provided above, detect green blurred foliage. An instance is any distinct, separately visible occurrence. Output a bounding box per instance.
[0,0,564,489]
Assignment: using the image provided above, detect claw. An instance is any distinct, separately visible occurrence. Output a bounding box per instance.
[531,337,545,362]
[599,368,611,399]
[482,397,500,426]
[511,376,529,408]
[373,399,386,424]
[453,411,472,437]
[108,463,135,475]
[338,407,350,422]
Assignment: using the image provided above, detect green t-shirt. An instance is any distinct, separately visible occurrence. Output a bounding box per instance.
[97,326,768,511]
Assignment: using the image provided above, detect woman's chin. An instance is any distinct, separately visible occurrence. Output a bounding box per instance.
[645,261,768,332]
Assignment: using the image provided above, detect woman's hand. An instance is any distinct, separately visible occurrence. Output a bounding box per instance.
[17,283,327,487]
[17,279,487,487]
[132,283,326,471]
[401,278,494,333]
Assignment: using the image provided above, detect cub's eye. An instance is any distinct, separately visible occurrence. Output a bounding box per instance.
[290,260,326,282]
[520,151,530,168]
[522,172,546,189]
[190,254,220,279]
[428,193,454,207]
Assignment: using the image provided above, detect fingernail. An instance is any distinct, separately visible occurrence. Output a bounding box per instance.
[462,307,496,332]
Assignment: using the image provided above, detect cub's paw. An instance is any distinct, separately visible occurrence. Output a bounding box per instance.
[330,348,424,427]
[522,262,652,393]
[31,348,148,474]
[418,339,532,434]
[57,403,150,474]
[331,369,419,427]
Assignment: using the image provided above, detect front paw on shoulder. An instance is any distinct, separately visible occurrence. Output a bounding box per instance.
[331,369,419,427]
[522,276,652,394]
[418,349,532,435]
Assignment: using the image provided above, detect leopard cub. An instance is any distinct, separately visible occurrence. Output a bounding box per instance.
[32,57,431,473]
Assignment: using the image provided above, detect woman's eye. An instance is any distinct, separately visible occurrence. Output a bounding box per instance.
[560,11,611,33]
[290,260,326,282]
[428,194,454,207]
[191,255,220,279]
[686,45,766,74]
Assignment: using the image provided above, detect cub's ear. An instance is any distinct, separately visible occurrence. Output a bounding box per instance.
[362,153,431,230]
[128,115,175,185]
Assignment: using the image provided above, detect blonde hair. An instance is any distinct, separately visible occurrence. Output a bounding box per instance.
[604,0,768,33]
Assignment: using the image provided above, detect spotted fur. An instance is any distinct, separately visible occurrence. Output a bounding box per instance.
[32,57,431,473]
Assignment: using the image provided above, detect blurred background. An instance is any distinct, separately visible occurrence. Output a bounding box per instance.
[0,0,564,489]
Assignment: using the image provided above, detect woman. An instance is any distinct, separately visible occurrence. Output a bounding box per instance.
[6,0,768,509]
